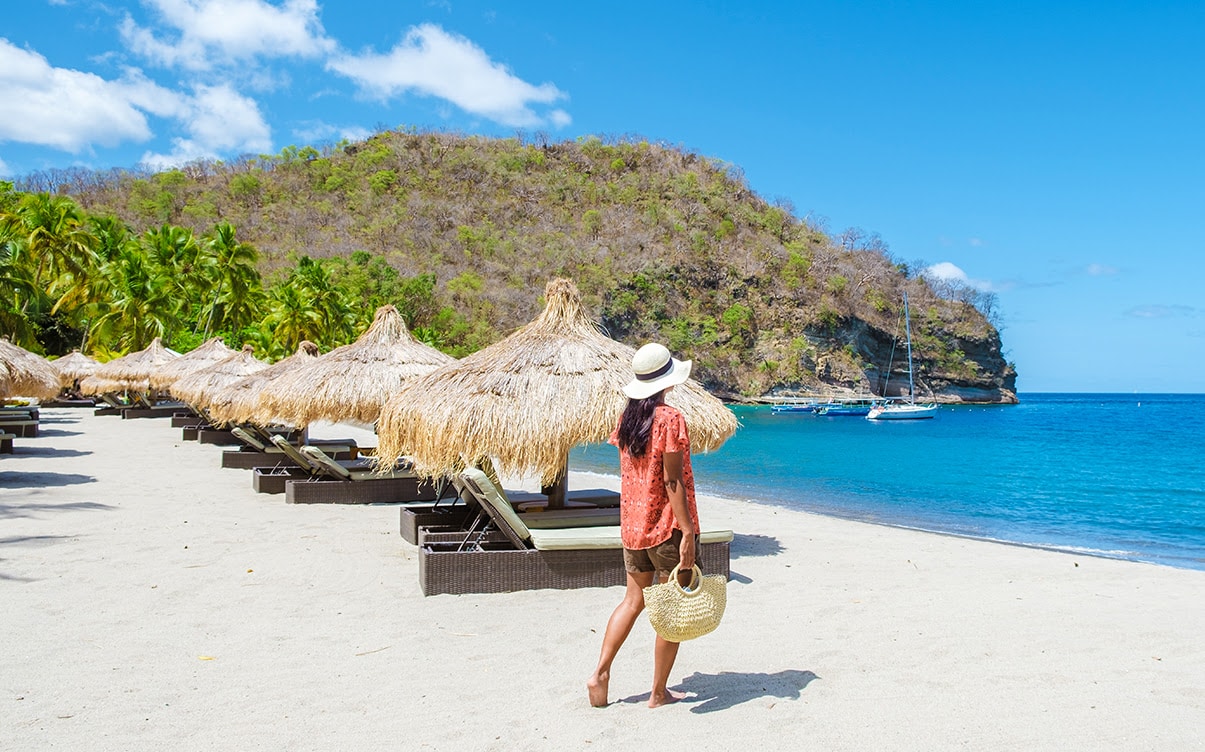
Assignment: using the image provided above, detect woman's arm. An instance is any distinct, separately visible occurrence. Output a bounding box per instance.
[662,450,695,572]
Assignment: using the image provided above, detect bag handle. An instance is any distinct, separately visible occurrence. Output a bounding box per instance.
[666,564,704,596]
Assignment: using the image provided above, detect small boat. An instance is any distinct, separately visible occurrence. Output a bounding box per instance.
[816,398,878,416]
[867,401,937,420]
[867,292,937,421]
[771,399,820,414]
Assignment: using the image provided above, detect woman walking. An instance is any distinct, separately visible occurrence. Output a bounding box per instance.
[587,343,700,708]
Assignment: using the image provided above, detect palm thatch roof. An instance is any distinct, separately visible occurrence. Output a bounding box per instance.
[205,341,321,427]
[79,337,179,395]
[170,345,268,409]
[0,338,59,400]
[49,350,101,387]
[256,306,455,427]
[150,337,236,392]
[375,278,738,485]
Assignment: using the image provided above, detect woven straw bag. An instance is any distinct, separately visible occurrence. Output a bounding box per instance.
[642,564,727,642]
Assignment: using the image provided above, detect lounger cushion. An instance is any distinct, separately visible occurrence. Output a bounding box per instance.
[528,526,734,550]
[461,467,534,542]
[301,445,414,481]
[520,507,620,529]
[344,467,415,481]
[231,426,269,451]
[506,489,621,509]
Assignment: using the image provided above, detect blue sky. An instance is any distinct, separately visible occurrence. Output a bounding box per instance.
[3,1,1203,392]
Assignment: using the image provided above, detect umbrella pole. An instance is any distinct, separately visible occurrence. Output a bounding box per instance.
[542,467,567,510]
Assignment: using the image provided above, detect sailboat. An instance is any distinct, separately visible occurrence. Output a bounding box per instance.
[866,292,938,420]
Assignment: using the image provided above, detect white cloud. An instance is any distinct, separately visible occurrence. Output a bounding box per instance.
[0,39,181,152]
[327,23,569,128]
[923,261,994,292]
[121,0,334,72]
[140,83,272,169]
[292,121,372,145]
[0,39,271,168]
[549,109,572,128]
[1127,304,1196,319]
[1085,263,1119,276]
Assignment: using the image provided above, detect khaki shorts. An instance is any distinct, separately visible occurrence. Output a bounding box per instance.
[623,529,701,577]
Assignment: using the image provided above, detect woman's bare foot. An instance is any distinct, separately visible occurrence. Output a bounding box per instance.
[587,672,609,707]
[648,689,686,708]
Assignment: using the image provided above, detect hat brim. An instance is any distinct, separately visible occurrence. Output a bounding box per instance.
[622,358,692,399]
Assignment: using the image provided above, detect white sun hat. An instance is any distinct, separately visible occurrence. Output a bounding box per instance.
[622,343,692,399]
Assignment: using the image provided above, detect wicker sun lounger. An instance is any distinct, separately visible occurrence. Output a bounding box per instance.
[417,467,732,596]
[250,435,370,494]
[221,427,357,469]
[0,410,38,438]
[280,443,440,505]
[399,483,620,545]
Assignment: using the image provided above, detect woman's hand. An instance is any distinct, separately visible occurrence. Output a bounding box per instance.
[679,534,696,573]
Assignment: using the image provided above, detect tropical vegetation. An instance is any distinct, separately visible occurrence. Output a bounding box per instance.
[4,129,1016,401]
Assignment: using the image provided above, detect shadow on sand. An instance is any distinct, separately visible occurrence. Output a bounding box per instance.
[0,500,113,520]
[684,669,819,712]
[731,533,783,559]
[28,428,83,438]
[8,446,91,458]
[618,669,818,712]
[0,534,74,582]
[0,471,96,489]
[0,534,74,546]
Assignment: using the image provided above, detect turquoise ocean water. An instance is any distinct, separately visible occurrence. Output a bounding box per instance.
[570,393,1205,570]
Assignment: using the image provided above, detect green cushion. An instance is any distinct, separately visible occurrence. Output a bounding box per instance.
[528,526,733,550]
[461,467,533,543]
[529,526,623,549]
[521,507,620,529]
[345,467,415,481]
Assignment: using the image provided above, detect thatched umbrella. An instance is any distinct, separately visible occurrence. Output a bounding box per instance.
[50,350,101,388]
[150,337,236,393]
[170,345,268,411]
[0,338,59,400]
[206,341,322,427]
[256,306,455,428]
[79,337,179,396]
[374,278,738,504]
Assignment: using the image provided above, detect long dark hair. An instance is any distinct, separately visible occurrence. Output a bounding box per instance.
[617,391,664,457]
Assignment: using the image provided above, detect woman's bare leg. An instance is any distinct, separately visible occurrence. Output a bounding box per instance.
[650,635,685,707]
[649,566,692,707]
[588,571,654,707]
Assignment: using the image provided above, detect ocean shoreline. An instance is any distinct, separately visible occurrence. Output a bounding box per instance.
[3,408,1203,750]
[569,468,1202,573]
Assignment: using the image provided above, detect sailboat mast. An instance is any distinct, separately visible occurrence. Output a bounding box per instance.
[903,291,915,401]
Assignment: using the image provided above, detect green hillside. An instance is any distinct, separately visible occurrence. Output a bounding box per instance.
[16,129,1016,402]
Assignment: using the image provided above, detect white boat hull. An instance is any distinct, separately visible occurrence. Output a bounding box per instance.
[866,403,938,420]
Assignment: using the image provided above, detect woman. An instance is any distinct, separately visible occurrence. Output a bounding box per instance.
[587,343,700,708]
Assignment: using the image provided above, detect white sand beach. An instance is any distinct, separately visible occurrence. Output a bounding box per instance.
[3,408,1203,751]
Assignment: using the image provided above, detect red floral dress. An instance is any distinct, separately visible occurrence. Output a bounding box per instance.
[609,404,699,550]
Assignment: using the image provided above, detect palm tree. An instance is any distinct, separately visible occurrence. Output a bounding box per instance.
[198,222,264,338]
[0,227,39,346]
[292,256,355,344]
[90,244,184,352]
[10,192,97,293]
[0,193,100,351]
[260,282,324,356]
[137,224,205,344]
